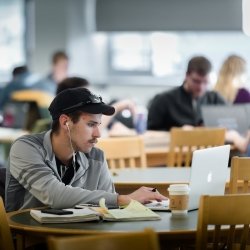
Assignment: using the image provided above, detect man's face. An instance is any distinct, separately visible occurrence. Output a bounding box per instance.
[185,72,209,98]
[69,113,102,153]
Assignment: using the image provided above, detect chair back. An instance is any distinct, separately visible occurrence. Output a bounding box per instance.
[168,127,226,167]
[0,196,15,250]
[48,228,160,250]
[196,194,250,250]
[11,90,54,129]
[11,90,54,108]
[97,136,147,170]
[229,156,250,194]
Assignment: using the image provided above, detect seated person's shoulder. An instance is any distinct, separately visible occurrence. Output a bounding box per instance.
[238,87,250,96]
[203,90,226,104]
[152,87,180,102]
[11,132,46,152]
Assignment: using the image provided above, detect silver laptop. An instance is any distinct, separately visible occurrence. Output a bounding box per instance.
[202,105,249,136]
[146,145,230,211]
[187,145,230,211]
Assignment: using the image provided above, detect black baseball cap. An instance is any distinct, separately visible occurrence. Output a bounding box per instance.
[48,88,115,120]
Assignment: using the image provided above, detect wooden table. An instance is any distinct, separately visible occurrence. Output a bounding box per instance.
[8,208,198,250]
[0,127,27,143]
[113,167,231,197]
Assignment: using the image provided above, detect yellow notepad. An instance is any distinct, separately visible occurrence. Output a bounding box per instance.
[98,198,161,221]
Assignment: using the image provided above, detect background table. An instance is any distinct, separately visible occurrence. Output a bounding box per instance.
[8,208,198,250]
[0,128,27,163]
[113,167,230,197]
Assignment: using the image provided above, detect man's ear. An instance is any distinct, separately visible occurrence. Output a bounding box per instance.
[59,114,70,131]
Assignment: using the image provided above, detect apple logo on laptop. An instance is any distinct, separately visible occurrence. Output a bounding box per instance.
[207,171,213,183]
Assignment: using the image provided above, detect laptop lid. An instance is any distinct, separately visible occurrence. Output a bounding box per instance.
[201,105,248,136]
[188,145,230,211]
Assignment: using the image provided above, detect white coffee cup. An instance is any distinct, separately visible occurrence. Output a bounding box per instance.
[168,184,190,215]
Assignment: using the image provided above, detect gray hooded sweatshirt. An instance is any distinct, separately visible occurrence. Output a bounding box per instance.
[5,130,117,212]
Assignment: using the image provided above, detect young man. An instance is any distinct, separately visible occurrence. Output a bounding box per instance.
[5,88,166,211]
[147,56,226,131]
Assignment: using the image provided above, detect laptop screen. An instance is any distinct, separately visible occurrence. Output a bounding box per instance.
[202,105,249,136]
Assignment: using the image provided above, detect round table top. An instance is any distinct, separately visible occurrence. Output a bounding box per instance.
[8,209,198,238]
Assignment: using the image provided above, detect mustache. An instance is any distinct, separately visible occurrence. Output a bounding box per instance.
[88,139,98,144]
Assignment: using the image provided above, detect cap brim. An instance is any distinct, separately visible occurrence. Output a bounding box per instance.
[80,103,115,116]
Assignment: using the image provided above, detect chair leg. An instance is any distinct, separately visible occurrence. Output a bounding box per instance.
[15,233,25,250]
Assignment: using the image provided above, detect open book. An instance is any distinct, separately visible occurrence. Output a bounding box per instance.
[30,199,161,224]
[30,208,100,224]
[95,198,161,221]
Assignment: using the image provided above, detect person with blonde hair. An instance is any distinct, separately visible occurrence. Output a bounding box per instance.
[214,55,250,103]
[215,55,250,154]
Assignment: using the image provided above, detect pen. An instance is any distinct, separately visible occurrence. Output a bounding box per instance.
[75,204,99,209]
[75,204,120,209]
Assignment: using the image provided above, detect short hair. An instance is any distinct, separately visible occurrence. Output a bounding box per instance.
[186,56,212,76]
[51,110,84,134]
[12,66,28,78]
[51,51,68,65]
[56,77,90,95]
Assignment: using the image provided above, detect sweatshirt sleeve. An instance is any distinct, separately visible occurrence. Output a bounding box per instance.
[97,159,116,193]
[9,140,118,209]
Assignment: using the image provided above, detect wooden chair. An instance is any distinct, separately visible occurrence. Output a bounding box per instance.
[97,136,147,170]
[229,156,250,194]
[0,196,15,250]
[47,228,160,250]
[167,127,226,167]
[196,194,250,250]
[11,90,54,108]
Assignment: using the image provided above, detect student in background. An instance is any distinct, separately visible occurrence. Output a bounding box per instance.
[12,66,29,80]
[0,66,36,110]
[214,55,250,154]
[147,56,226,131]
[49,51,69,85]
[214,55,250,104]
[56,77,89,94]
[32,51,70,95]
[5,88,166,211]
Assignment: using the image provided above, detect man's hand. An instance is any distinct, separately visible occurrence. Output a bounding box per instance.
[117,186,168,206]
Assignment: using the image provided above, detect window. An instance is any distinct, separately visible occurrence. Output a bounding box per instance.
[109,33,151,74]
[108,31,250,86]
[0,0,25,83]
